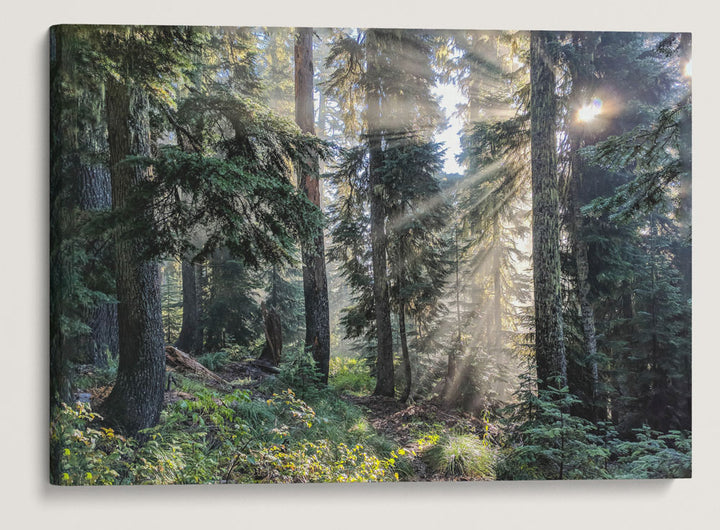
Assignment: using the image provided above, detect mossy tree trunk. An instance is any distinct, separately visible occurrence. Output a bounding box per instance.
[76,93,119,367]
[530,31,566,390]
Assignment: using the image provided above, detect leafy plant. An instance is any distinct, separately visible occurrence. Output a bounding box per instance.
[235,441,397,483]
[329,356,374,394]
[50,402,134,485]
[196,351,230,372]
[277,346,321,396]
[609,426,691,479]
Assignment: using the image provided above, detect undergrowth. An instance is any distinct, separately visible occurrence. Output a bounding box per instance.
[329,357,374,395]
[51,355,401,485]
[52,357,692,484]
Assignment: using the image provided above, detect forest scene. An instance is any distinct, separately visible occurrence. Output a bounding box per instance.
[50,25,691,485]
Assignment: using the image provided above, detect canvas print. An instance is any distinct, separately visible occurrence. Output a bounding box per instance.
[49,25,691,484]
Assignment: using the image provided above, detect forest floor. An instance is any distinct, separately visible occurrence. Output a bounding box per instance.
[215,358,491,481]
[343,395,488,481]
[72,354,497,483]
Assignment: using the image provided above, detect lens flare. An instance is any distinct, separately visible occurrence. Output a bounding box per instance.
[577,98,603,123]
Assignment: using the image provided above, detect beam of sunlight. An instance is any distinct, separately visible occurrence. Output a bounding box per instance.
[384,159,505,235]
[577,98,603,123]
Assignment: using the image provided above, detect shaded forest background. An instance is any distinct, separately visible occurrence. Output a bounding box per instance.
[49,24,691,484]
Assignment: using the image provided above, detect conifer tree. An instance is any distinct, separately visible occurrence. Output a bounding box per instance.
[449,30,531,408]
[326,28,445,398]
[530,30,567,390]
[295,27,332,383]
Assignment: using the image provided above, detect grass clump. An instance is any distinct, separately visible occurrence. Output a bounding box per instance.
[422,433,497,480]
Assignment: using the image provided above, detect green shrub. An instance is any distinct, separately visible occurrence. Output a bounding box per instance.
[609,427,691,479]
[234,441,397,483]
[196,351,230,372]
[277,347,321,397]
[496,374,611,481]
[329,357,374,395]
[51,373,409,484]
[50,402,134,485]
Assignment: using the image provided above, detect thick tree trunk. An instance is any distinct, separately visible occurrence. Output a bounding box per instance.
[100,78,166,435]
[294,27,331,384]
[176,260,203,354]
[530,31,566,390]
[52,28,119,369]
[77,100,119,367]
[367,30,395,397]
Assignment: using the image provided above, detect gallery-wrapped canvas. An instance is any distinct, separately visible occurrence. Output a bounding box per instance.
[50,25,691,485]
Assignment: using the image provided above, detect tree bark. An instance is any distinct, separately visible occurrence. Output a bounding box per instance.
[396,254,412,402]
[294,27,332,384]
[530,31,567,390]
[100,77,166,435]
[176,259,203,354]
[566,32,601,417]
[367,29,395,397]
[568,135,601,419]
[445,222,461,402]
[259,301,283,365]
[77,96,119,366]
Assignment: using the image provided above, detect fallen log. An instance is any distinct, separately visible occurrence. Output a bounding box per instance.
[250,358,281,374]
[165,345,230,388]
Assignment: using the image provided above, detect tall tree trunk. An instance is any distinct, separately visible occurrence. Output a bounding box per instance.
[294,27,331,383]
[566,32,601,418]
[100,77,165,435]
[54,29,119,368]
[396,250,412,403]
[676,32,692,301]
[398,304,412,403]
[176,260,203,354]
[568,136,601,418]
[491,217,506,397]
[77,113,119,367]
[530,31,566,390]
[445,221,461,401]
[569,155,600,408]
[367,29,395,397]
